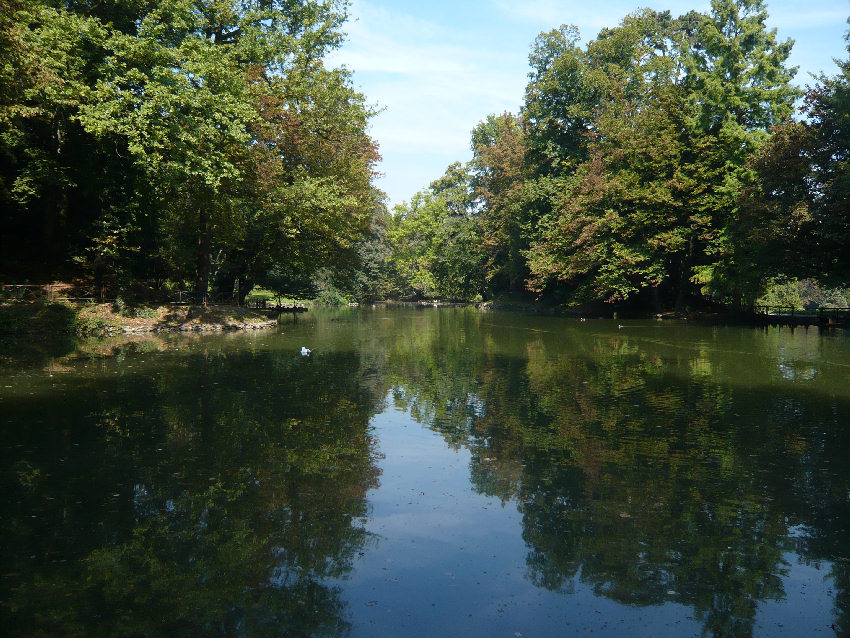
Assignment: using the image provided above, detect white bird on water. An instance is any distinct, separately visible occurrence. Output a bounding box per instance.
[300,346,311,356]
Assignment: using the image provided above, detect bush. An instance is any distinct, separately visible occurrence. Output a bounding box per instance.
[315,285,351,306]
[0,303,78,334]
[128,305,157,319]
[73,314,118,336]
[112,296,127,315]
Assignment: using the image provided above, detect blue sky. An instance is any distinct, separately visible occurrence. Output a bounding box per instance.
[327,0,849,208]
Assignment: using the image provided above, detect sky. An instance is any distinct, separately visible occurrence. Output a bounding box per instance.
[326,0,850,208]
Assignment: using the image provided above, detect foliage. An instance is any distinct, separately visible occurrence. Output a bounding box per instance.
[0,300,76,334]
[3,1,850,311]
[756,278,803,310]
[470,113,530,294]
[382,1,829,311]
[799,34,850,285]
[0,0,381,305]
[726,26,850,298]
[757,278,850,310]
[388,163,485,300]
[522,4,799,307]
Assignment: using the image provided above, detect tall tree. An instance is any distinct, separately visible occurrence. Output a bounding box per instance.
[0,2,117,275]
[683,0,800,305]
[525,10,696,303]
[733,20,850,293]
[470,112,529,294]
[388,163,485,300]
[803,27,850,286]
[79,0,378,302]
[522,3,799,308]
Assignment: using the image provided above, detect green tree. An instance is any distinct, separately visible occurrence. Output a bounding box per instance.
[524,11,704,305]
[727,121,816,299]
[79,1,326,300]
[470,112,529,294]
[388,163,485,300]
[728,21,850,297]
[242,62,381,303]
[521,3,799,308]
[0,2,114,274]
[683,0,800,305]
[0,0,380,302]
[801,28,850,286]
[523,24,590,176]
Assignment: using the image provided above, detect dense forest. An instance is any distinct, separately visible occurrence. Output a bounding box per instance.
[1,0,382,303]
[386,0,850,311]
[2,0,849,311]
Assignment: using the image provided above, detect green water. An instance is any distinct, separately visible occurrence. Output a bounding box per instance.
[2,307,849,637]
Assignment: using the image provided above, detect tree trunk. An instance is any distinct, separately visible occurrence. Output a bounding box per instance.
[651,285,661,313]
[42,123,68,260]
[196,209,211,305]
[238,276,253,306]
[674,236,694,311]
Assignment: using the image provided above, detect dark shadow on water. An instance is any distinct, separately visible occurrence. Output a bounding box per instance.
[1,348,386,637]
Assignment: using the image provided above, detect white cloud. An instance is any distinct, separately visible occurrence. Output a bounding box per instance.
[329,0,848,207]
[328,0,529,205]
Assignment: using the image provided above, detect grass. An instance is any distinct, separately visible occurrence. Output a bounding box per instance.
[244,286,311,306]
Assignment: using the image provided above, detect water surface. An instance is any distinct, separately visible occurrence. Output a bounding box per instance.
[2,308,849,637]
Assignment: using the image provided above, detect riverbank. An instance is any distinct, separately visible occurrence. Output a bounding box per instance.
[0,301,278,336]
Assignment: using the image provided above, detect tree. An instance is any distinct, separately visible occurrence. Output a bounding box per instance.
[1,1,380,301]
[79,2,290,300]
[727,120,817,296]
[683,0,798,140]
[683,0,801,305]
[523,24,590,176]
[524,11,703,304]
[521,3,800,308]
[470,112,529,294]
[526,87,721,305]
[0,2,117,275]
[723,19,850,300]
[388,163,485,300]
[242,62,381,303]
[802,27,850,286]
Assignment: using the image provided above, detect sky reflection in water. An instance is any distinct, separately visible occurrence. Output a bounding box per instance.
[1,308,848,637]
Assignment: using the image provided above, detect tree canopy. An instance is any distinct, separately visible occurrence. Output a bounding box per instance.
[2,1,849,311]
[0,0,382,302]
[385,1,848,311]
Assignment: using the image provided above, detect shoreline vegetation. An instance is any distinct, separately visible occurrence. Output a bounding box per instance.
[2,1,849,327]
[0,301,278,337]
[3,294,845,339]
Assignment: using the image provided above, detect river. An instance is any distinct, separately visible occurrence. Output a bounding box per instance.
[2,307,848,637]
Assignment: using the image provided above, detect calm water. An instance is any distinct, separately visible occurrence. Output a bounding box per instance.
[1,308,849,637]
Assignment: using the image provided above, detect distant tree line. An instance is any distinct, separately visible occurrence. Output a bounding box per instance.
[384,0,850,310]
[0,0,383,303]
[4,1,848,310]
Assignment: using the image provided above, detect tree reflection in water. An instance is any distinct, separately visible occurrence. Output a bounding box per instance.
[2,347,384,637]
[387,310,850,637]
[2,309,849,637]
